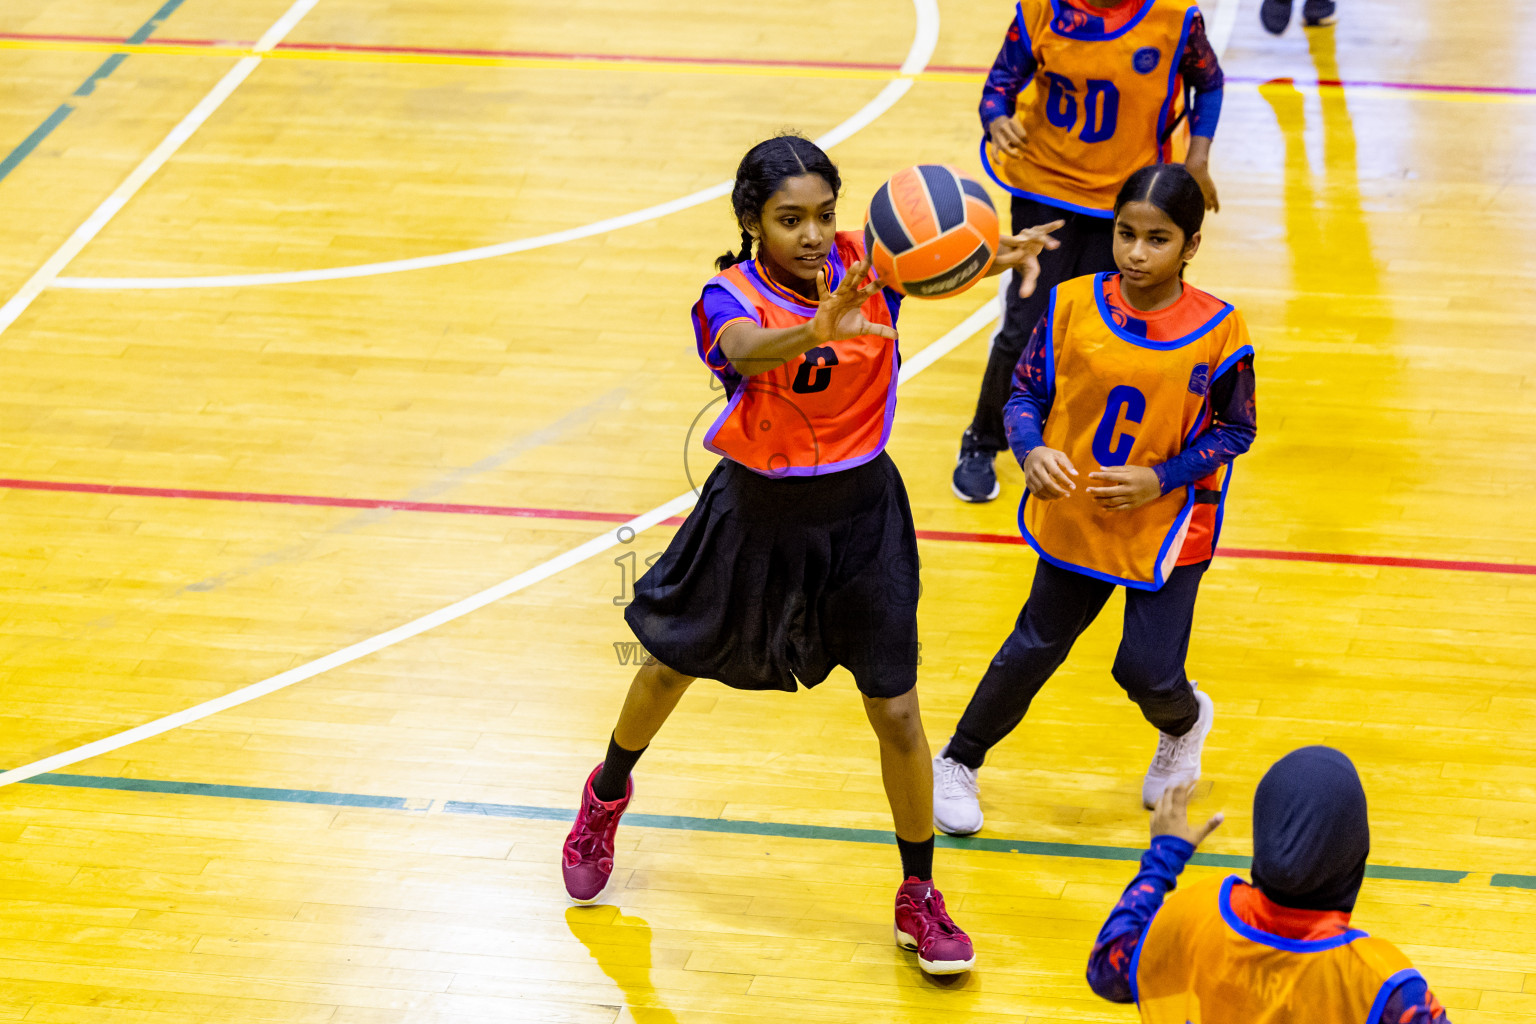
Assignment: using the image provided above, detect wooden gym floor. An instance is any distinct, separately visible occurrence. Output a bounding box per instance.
[0,0,1532,1020]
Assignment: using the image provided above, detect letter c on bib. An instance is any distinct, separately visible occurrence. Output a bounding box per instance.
[1092,384,1147,467]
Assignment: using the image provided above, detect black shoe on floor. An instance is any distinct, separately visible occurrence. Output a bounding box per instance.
[1302,0,1337,26]
[952,432,1000,503]
[1260,0,1293,33]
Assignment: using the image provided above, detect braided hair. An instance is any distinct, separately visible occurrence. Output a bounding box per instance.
[715,135,842,271]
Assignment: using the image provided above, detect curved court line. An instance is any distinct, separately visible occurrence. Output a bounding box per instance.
[0,293,1003,791]
[52,0,939,292]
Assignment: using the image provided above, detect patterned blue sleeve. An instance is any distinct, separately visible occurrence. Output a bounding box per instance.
[1003,313,1053,467]
[1153,354,1255,493]
[1380,976,1451,1024]
[979,16,1038,129]
[1086,836,1196,1003]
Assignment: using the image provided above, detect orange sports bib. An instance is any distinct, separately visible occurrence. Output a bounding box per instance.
[693,232,899,477]
[982,0,1198,216]
[1021,273,1251,589]
[1134,877,1422,1024]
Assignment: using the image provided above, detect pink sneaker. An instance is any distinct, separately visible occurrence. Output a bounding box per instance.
[894,877,975,975]
[561,764,632,904]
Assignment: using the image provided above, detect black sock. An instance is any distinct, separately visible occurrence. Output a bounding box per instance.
[897,835,935,882]
[592,733,646,802]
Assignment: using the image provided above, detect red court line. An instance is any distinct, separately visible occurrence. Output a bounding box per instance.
[2,32,1532,96]
[2,476,1531,577]
[0,477,639,525]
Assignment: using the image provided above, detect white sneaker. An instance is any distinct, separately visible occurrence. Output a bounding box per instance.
[932,745,984,836]
[1142,688,1215,809]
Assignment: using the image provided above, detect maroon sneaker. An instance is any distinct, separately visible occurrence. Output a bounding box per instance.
[561,764,632,904]
[894,877,975,975]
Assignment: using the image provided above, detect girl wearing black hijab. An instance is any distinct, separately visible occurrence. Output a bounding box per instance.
[1085,747,1449,1022]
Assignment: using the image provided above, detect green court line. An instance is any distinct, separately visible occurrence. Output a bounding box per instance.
[0,0,186,184]
[444,800,1472,885]
[9,770,1505,888]
[1492,874,1536,889]
[33,771,409,809]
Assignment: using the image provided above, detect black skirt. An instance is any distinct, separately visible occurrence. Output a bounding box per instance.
[624,452,921,698]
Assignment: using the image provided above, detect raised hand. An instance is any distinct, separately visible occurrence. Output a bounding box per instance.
[809,259,897,343]
[1151,781,1224,848]
[992,220,1065,297]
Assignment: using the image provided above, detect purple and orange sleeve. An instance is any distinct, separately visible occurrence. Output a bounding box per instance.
[697,284,754,376]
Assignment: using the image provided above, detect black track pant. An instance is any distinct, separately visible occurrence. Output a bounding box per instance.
[946,558,1207,770]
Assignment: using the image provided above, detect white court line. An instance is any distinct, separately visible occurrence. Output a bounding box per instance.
[0,0,323,331]
[52,0,940,291]
[0,294,996,790]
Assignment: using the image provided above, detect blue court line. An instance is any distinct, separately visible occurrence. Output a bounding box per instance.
[10,768,1504,889]
[0,0,187,185]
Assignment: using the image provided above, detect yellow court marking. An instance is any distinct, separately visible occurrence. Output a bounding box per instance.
[0,37,1530,103]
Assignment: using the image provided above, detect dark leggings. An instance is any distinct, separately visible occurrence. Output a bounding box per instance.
[946,558,1207,770]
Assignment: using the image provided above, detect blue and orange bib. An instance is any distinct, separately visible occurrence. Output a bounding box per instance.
[1021,273,1251,590]
[983,0,1199,216]
[691,231,900,477]
[1133,877,1422,1024]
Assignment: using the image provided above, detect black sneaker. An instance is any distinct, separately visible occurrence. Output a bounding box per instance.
[951,432,1000,503]
[1302,0,1337,26]
[1260,0,1293,33]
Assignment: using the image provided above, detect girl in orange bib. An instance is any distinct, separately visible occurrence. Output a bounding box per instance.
[560,135,1058,976]
[954,0,1226,503]
[1088,749,1449,1023]
[933,164,1255,836]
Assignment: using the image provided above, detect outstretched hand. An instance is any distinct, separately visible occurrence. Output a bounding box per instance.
[810,259,897,343]
[992,220,1065,297]
[1151,781,1223,848]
